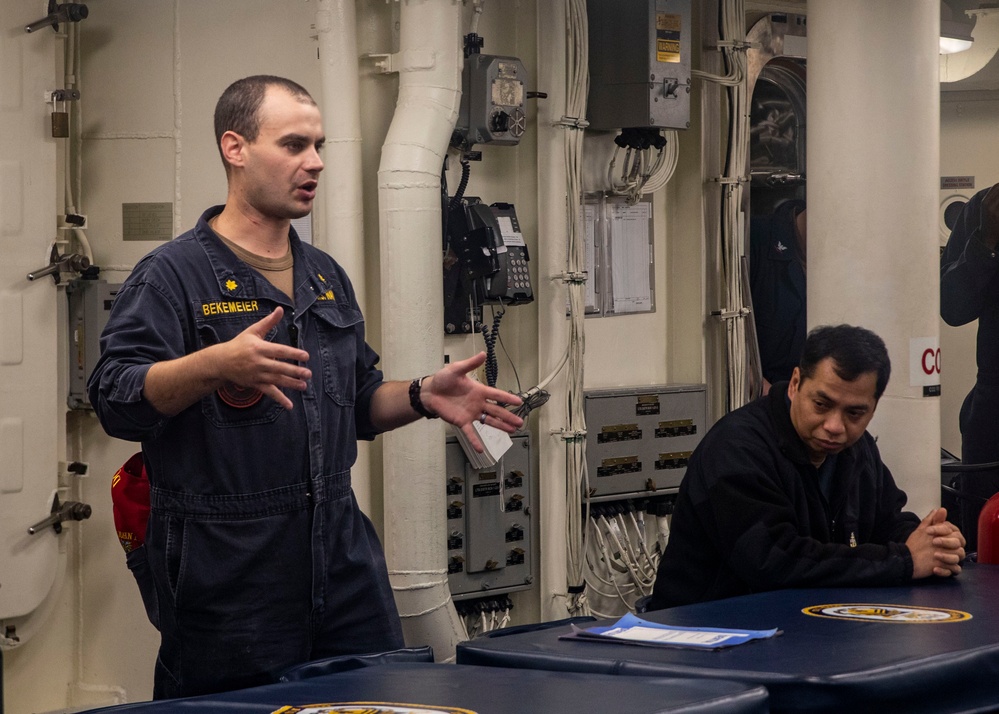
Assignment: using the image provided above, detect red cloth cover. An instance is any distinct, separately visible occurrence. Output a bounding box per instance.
[111,452,150,553]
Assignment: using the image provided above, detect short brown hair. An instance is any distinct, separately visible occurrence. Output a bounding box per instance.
[213,75,316,166]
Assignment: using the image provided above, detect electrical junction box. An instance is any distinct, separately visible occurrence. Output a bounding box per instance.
[67,279,122,410]
[446,433,534,600]
[453,53,529,149]
[584,384,706,499]
[586,0,692,130]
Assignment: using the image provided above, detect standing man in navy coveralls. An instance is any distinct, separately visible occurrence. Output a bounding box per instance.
[941,184,999,465]
[749,200,807,395]
[88,76,523,699]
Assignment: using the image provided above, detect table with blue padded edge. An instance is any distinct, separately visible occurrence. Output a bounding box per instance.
[78,661,769,714]
[457,562,999,714]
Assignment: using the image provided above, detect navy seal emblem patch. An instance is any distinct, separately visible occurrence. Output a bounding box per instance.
[272,704,478,714]
[802,604,971,623]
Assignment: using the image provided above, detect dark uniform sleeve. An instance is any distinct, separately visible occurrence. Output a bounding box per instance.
[87,259,184,442]
[941,187,999,327]
[332,261,383,442]
[352,335,384,442]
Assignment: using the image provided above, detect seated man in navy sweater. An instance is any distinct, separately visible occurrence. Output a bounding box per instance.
[649,324,965,609]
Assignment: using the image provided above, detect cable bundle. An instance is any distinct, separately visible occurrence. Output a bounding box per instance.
[558,0,592,618]
[692,0,753,411]
[717,0,752,411]
[583,499,673,618]
[606,128,680,203]
[456,595,513,638]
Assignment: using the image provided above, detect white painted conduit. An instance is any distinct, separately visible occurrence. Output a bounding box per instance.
[378,0,466,660]
[314,0,376,515]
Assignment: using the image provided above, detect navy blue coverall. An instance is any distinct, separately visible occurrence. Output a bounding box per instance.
[941,187,999,465]
[749,199,807,385]
[88,206,404,699]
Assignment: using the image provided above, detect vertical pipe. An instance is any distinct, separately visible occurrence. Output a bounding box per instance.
[315,0,374,516]
[536,0,571,621]
[315,0,365,298]
[378,0,465,661]
[808,0,940,514]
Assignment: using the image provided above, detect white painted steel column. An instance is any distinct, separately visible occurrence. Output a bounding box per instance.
[808,0,940,515]
[378,0,465,660]
[315,0,374,515]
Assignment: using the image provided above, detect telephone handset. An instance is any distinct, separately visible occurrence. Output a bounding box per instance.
[447,197,533,306]
[484,202,533,305]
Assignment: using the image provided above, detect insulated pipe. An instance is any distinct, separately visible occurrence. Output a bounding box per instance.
[378,0,465,660]
[314,0,374,516]
[536,0,572,621]
[808,0,940,515]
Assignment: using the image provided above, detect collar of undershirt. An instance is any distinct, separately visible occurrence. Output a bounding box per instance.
[208,216,293,272]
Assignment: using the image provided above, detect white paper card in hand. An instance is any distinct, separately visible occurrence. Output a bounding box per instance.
[454,422,513,468]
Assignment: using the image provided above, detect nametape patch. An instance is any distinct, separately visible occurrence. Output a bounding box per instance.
[200,299,261,316]
[802,603,971,623]
[272,704,477,714]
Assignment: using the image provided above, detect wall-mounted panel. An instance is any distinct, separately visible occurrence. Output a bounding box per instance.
[446,434,534,600]
[584,384,706,499]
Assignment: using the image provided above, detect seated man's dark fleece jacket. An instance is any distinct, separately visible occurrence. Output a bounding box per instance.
[649,383,920,610]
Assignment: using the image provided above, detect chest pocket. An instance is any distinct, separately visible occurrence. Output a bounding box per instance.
[312,303,363,407]
[194,303,284,427]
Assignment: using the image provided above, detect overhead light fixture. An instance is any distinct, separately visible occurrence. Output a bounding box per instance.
[940,7,999,82]
[940,2,975,55]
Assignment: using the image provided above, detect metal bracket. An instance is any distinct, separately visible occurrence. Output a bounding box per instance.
[26,244,91,284]
[27,493,92,535]
[363,48,436,74]
[48,88,81,103]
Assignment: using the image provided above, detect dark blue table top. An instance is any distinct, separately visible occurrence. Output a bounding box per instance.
[457,562,999,713]
[82,662,769,714]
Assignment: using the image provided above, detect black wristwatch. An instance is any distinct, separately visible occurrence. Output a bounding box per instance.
[409,375,439,419]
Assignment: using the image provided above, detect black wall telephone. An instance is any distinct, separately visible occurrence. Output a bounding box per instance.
[444,197,533,334]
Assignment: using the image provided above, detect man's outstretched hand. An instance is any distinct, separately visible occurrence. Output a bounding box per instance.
[422,352,524,452]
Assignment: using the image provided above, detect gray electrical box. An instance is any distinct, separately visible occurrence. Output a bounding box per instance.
[446,433,533,600]
[586,0,692,130]
[67,279,122,409]
[584,384,706,499]
[453,53,529,149]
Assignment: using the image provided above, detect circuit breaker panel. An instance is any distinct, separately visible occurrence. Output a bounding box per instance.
[446,433,533,600]
[67,278,122,409]
[586,0,692,130]
[584,385,706,499]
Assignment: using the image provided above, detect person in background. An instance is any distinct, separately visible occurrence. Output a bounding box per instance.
[648,324,965,610]
[941,184,999,465]
[750,199,807,395]
[88,75,523,699]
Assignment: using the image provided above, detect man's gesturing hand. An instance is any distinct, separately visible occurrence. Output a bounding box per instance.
[421,352,524,452]
[213,307,311,410]
[144,307,311,416]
